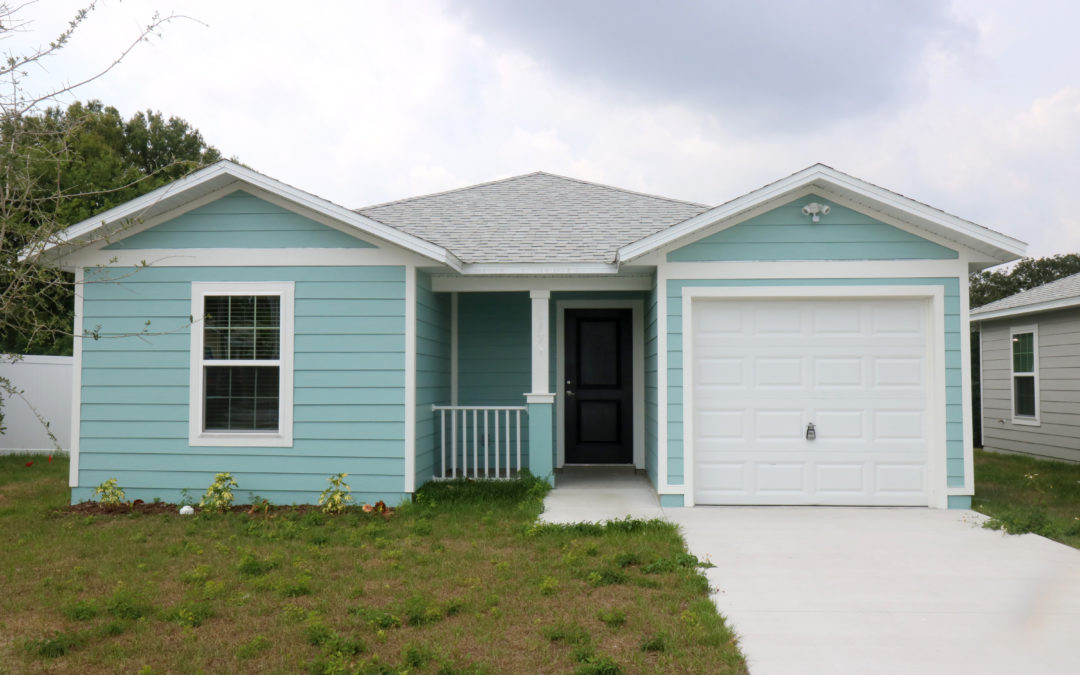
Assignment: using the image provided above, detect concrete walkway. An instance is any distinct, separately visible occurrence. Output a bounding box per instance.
[541,470,1080,674]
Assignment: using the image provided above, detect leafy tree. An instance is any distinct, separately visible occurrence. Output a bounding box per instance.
[969,254,1080,308]
[1,5,221,355]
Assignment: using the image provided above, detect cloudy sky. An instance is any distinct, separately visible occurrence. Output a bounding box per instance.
[7,1,1080,261]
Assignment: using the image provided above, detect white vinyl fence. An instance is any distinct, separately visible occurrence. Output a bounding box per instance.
[0,355,72,453]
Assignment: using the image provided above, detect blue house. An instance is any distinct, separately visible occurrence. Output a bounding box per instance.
[35,162,1024,508]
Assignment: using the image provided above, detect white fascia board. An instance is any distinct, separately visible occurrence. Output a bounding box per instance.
[459,262,620,275]
[432,275,653,292]
[616,164,1027,265]
[30,160,462,271]
[969,296,1080,322]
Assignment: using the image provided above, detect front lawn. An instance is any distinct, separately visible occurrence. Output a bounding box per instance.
[0,455,746,673]
[973,448,1080,549]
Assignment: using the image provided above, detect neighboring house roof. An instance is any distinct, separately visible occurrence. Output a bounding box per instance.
[355,172,710,264]
[28,161,463,271]
[617,163,1025,267]
[970,272,1080,321]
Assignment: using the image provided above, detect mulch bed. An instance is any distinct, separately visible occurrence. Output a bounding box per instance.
[66,501,393,517]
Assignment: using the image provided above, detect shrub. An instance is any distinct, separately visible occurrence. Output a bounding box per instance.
[200,472,238,511]
[318,473,354,514]
[92,478,126,506]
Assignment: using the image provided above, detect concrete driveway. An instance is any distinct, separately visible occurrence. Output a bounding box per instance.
[541,474,1080,674]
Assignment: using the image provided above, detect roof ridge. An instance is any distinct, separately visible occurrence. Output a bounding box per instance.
[354,171,548,212]
[527,171,710,209]
[354,170,709,212]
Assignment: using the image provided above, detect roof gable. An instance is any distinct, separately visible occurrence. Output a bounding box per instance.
[618,164,1025,267]
[667,193,958,262]
[104,190,376,250]
[31,161,460,270]
[357,172,709,264]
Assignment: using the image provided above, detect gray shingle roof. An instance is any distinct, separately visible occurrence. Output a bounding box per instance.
[355,172,709,264]
[971,271,1080,316]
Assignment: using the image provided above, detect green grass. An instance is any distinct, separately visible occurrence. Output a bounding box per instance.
[0,454,746,673]
[973,448,1080,549]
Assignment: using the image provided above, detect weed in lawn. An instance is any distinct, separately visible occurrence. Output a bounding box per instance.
[63,599,99,621]
[640,632,669,652]
[236,550,281,576]
[612,552,642,568]
[105,586,153,620]
[163,601,214,628]
[538,575,559,596]
[597,608,626,628]
[236,634,271,659]
[542,621,591,646]
[402,593,443,626]
[572,655,623,675]
[25,630,81,658]
[179,564,212,584]
[349,605,402,630]
[585,568,628,587]
[402,642,435,668]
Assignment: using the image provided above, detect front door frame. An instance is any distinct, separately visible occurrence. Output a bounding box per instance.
[556,299,645,468]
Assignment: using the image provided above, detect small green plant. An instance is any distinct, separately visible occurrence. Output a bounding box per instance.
[63,599,100,621]
[236,634,271,659]
[318,472,354,514]
[200,472,238,511]
[597,608,626,628]
[538,575,559,596]
[92,478,126,506]
[640,633,668,652]
[105,587,153,620]
[25,630,81,658]
[402,642,435,668]
[572,655,622,675]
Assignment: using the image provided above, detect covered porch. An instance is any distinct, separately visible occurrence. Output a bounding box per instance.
[416,277,656,490]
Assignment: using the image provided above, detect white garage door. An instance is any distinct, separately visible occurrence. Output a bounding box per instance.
[692,297,929,506]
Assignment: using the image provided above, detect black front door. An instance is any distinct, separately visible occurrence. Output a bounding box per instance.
[564,308,633,464]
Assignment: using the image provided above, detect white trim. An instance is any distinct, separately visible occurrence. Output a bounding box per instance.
[656,265,671,492]
[450,292,459,406]
[617,164,1025,265]
[530,291,552,396]
[69,267,84,488]
[432,275,653,293]
[64,247,437,269]
[554,300,645,469]
[661,260,967,279]
[404,266,417,493]
[971,295,1080,321]
[461,262,619,276]
[958,256,975,494]
[680,285,947,508]
[188,282,295,447]
[1009,324,1040,426]
[526,393,556,404]
[978,327,985,446]
[32,161,461,270]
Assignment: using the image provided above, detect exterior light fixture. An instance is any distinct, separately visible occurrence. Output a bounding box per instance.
[801,202,831,223]
[805,422,816,441]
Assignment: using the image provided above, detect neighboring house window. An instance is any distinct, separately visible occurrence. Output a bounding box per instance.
[1010,325,1039,424]
[190,282,294,446]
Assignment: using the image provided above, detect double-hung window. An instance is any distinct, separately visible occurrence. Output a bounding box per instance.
[190,282,294,446]
[1010,325,1039,424]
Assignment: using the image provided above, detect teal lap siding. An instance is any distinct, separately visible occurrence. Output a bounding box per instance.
[74,265,408,505]
[667,195,958,262]
[415,271,451,486]
[104,190,376,249]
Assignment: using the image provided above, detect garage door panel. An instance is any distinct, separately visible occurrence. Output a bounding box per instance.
[692,297,930,506]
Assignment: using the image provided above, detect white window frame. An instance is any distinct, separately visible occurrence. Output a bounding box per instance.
[1009,324,1040,426]
[189,281,295,447]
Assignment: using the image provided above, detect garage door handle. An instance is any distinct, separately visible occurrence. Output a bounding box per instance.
[806,423,816,441]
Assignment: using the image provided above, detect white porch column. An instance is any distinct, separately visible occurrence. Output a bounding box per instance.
[527,290,555,483]
[530,290,552,395]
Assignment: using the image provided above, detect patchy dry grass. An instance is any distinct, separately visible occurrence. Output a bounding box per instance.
[973,449,1080,549]
[0,455,746,673]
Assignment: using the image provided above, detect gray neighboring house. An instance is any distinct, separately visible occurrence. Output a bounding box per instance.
[971,272,1080,462]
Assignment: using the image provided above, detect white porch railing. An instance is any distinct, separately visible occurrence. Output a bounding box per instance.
[431,405,527,479]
